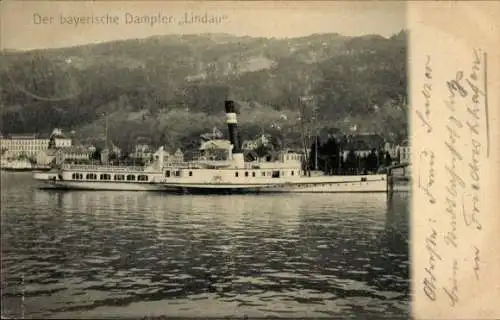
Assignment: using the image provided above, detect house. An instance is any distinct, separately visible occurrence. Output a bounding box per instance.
[198,139,231,161]
[36,146,93,165]
[242,134,271,151]
[171,149,184,163]
[101,144,122,164]
[383,140,411,164]
[397,139,411,164]
[130,144,154,160]
[341,133,385,160]
[58,146,93,163]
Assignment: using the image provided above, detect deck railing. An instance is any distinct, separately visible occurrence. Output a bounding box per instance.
[62,164,147,172]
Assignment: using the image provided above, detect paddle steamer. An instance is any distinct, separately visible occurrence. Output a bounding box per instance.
[33,100,388,193]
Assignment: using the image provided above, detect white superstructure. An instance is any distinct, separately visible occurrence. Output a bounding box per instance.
[158,99,387,194]
[33,147,168,191]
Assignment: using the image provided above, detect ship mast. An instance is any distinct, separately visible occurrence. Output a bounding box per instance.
[313,103,319,171]
[105,117,108,151]
[297,97,311,177]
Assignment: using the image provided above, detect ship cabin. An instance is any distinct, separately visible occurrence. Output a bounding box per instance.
[162,150,307,186]
[58,163,165,183]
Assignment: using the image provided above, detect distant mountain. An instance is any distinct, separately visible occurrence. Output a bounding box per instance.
[0,31,408,152]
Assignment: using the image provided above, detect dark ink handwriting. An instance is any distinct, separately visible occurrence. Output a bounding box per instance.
[443,259,459,307]
[447,71,468,98]
[444,89,464,250]
[462,194,482,231]
[473,246,480,280]
[423,228,441,301]
[418,150,436,204]
[466,49,485,104]
[483,51,490,157]
[417,55,433,133]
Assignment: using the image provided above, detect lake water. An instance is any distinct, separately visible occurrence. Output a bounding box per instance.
[1,172,410,319]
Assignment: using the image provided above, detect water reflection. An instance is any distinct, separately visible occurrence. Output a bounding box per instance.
[2,173,409,319]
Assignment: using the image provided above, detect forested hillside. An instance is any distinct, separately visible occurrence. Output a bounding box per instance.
[0,31,407,152]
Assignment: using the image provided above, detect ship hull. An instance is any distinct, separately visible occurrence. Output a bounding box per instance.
[1,168,34,172]
[37,180,167,191]
[161,174,388,194]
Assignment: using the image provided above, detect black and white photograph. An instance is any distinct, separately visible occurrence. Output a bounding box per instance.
[1,1,410,319]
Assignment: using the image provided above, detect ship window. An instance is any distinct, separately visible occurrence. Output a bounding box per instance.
[261,172,265,176]
[245,171,249,177]
[291,171,294,176]
[272,171,280,178]
[235,172,239,177]
[252,172,256,177]
[165,170,171,177]
[114,174,125,181]
[71,173,84,180]
[175,171,181,177]
[86,173,97,180]
[100,174,111,180]
[126,174,136,181]
[138,175,149,181]
[189,171,193,176]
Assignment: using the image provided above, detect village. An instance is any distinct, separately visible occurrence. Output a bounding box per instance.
[0,127,410,175]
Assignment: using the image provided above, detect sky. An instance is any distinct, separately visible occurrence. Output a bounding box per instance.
[0,1,406,51]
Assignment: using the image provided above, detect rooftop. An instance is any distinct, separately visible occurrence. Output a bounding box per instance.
[58,146,93,153]
[1,130,70,140]
[343,134,386,151]
[199,139,232,151]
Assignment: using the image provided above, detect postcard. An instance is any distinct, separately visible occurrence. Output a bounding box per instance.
[0,1,498,319]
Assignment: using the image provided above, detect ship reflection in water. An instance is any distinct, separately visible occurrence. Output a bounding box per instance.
[1,172,409,319]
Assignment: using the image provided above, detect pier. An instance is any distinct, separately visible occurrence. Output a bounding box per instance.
[387,163,411,193]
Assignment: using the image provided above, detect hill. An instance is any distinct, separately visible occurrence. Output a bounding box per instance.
[0,31,408,152]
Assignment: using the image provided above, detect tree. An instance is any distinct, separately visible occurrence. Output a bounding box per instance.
[319,137,340,175]
[384,151,393,167]
[344,150,357,175]
[1,32,407,149]
[109,152,118,162]
[254,144,272,158]
[366,149,378,173]
[91,148,102,161]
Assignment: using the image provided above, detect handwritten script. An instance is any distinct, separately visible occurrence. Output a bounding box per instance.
[416,55,433,133]
[419,49,488,307]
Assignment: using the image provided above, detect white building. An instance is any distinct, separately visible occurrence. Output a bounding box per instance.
[130,144,154,160]
[242,134,271,151]
[0,129,72,159]
[198,139,232,161]
[398,143,411,164]
[167,149,185,164]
